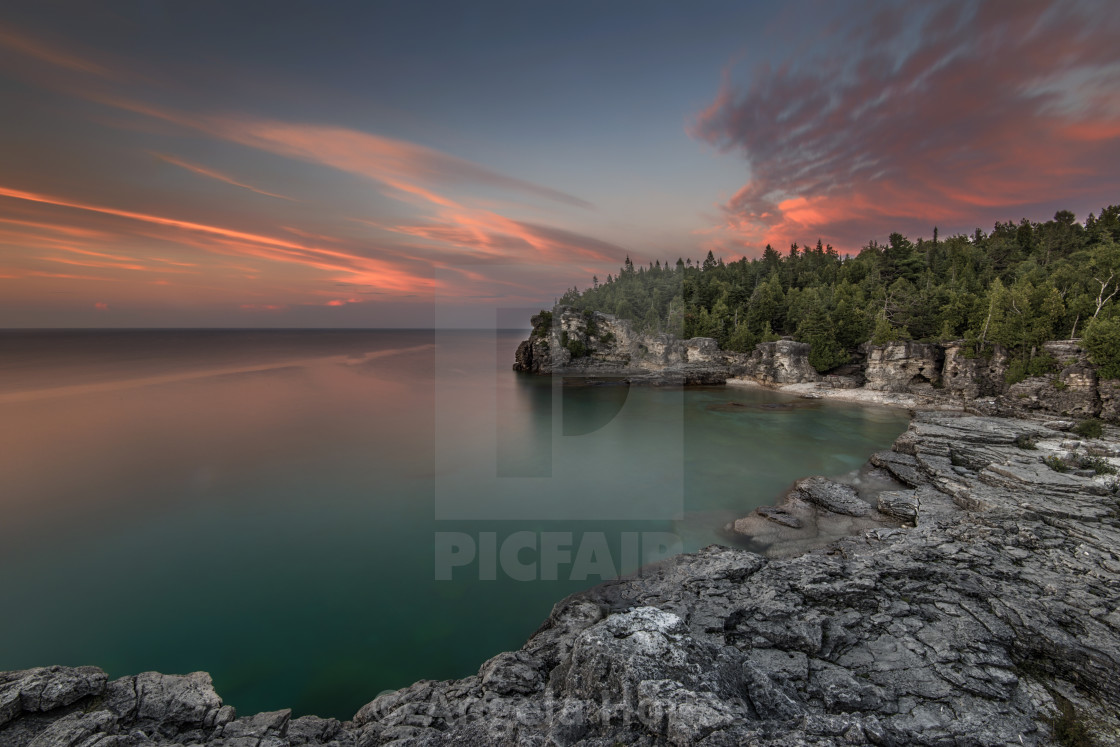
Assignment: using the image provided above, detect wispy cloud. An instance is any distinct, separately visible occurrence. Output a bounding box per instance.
[152,152,295,201]
[0,24,112,77]
[215,119,594,210]
[0,17,628,319]
[691,0,1120,253]
[0,185,436,293]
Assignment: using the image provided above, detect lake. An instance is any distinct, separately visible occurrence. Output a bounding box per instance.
[0,329,909,719]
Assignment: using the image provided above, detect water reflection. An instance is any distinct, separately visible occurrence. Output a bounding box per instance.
[0,329,909,721]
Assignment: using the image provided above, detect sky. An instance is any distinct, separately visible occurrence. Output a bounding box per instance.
[0,0,1118,327]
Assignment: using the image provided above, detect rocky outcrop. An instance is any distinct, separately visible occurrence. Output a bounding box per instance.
[1101,380,1120,423]
[514,310,1120,421]
[997,341,1101,419]
[512,306,748,384]
[347,413,1120,746]
[861,341,945,393]
[512,312,554,374]
[741,339,821,385]
[941,342,1008,399]
[0,667,345,746]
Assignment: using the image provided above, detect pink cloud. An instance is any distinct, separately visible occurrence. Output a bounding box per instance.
[0,23,624,313]
[215,120,593,210]
[0,185,436,293]
[93,302,108,310]
[692,0,1120,255]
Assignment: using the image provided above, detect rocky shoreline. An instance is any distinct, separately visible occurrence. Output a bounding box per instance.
[515,306,1120,426]
[5,315,1120,746]
[5,413,1119,745]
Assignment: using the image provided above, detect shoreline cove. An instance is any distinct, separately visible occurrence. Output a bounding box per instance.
[5,406,1120,744]
[4,317,1120,745]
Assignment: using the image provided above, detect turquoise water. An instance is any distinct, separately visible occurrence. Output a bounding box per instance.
[0,329,909,719]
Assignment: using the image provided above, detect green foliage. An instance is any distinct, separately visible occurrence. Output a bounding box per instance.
[1045,451,1116,475]
[1073,418,1104,439]
[531,311,552,337]
[1005,352,1059,385]
[1082,455,1117,475]
[1014,434,1037,450]
[796,304,849,373]
[870,310,909,344]
[1084,317,1120,379]
[1044,455,1070,473]
[554,206,1120,367]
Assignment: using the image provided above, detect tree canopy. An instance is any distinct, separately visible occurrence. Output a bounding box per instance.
[557,207,1120,376]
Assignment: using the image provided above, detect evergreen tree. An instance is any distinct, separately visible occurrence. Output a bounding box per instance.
[552,203,1120,378]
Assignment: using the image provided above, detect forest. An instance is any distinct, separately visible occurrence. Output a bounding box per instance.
[557,207,1120,379]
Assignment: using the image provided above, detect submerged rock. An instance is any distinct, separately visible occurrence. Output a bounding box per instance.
[755,505,803,528]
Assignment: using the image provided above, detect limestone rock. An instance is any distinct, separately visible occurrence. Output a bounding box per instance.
[512,306,746,384]
[941,342,1008,399]
[861,341,944,393]
[741,339,821,385]
[756,505,803,528]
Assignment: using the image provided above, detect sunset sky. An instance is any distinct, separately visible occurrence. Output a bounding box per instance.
[1,0,1118,327]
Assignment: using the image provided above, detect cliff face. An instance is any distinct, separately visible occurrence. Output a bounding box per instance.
[513,306,748,384]
[941,342,1009,399]
[511,307,821,387]
[743,340,820,385]
[1000,341,1101,419]
[860,341,944,393]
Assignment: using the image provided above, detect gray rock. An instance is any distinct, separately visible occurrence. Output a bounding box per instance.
[941,342,1008,399]
[869,451,923,487]
[0,666,107,717]
[877,490,918,521]
[791,477,872,517]
[513,306,747,385]
[756,505,803,528]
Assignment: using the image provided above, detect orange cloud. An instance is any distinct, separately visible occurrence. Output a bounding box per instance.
[0,28,623,316]
[0,185,435,293]
[215,119,592,210]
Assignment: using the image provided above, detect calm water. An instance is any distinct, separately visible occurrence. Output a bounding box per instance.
[0,329,909,719]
